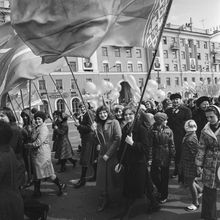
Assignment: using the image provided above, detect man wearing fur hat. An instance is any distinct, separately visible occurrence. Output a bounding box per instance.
[165,93,192,181]
[192,96,210,139]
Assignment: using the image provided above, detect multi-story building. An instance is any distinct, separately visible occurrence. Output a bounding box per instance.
[0,1,220,115]
[0,0,10,23]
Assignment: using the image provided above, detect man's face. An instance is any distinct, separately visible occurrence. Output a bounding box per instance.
[172,98,181,108]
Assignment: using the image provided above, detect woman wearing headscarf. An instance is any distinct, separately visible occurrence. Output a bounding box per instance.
[0,121,24,220]
[54,111,77,172]
[0,107,25,188]
[195,105,220,220]
[25,111,66,197]
[95,105,121,212]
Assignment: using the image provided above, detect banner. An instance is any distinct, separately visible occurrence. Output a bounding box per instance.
[10,0,173,63]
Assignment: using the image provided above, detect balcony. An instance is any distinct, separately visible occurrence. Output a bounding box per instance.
[170,42,179,50]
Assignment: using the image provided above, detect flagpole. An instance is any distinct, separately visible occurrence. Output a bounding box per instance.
[13,95,23,112]
[64,56,102,146]
[7,93,19,122]
[42,75,54,121]
[48,73,77,122]
[118,0,173,169]
[28,80,32,120]
[20,89,25,109]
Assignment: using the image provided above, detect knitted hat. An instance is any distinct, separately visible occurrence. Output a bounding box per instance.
[196,96,210,107]
[154,112,168,124]
[34,111,46,122]
[170,93,182,100]
[184,119,197,132]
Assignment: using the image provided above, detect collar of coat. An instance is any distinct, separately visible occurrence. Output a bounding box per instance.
[203,122,220,140]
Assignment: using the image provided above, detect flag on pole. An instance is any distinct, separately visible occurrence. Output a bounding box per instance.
[10,0,173,63]
[0,23,65,97]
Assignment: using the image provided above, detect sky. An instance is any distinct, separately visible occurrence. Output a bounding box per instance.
[167,0,220,30]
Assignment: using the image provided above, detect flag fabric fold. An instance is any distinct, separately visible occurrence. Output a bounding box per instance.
[0,23,65,97]
[10,0,172,63]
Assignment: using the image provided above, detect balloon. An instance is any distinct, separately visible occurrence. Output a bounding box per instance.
[133,91,141,102]
[183,81,189,89]
[109,90,120,101]
[106,81,114,91]
[154,89,166,102]
[100,80,111,93]
[189,81,196,89]
[126,75,140,93]
[85,81,97,94]
[116,82,122,92]
[148,79,158,92]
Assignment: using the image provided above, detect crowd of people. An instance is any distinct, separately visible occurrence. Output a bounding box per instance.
[0,93,220,220]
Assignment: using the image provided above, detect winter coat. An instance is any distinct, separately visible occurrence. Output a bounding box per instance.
[149,124,175,167]
[77,110,96,166]
[54,121,73,160]
[179,132,199,180]
[195,123,220,189]
[96,119,121,193]
[31,123,55,179]
[0,148,24,220]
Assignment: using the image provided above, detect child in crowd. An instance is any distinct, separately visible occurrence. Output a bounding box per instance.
[179,119,203,211]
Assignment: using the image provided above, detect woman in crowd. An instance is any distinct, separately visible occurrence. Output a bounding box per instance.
[113,104,126,129]
[144,100,157,115]
[25,111,66,197]
[0,121,24,220]
[95,105,121,212]
[0,107,25,188]
[149,112,175,204]
[195,105,220,220]
[117,106,149,210]
[179,120,202,211]
[54,111,77,172]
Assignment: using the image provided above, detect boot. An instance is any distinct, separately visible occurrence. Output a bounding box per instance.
[74,167,87,189]
[53,177,66,196]
[97,193,109,212]
[68,158,77,168]
[32,180,41,198]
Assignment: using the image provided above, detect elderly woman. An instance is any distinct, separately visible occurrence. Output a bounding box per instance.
[95,105,122,212]
[26,111,66,197]
[0,121,24,220]
[195,105,220,220]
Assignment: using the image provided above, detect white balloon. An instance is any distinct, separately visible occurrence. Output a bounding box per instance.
[183,81,189,89]
[154,89,166,102]
[148,79,158,92]
[126,75,140,93]
[85,81,97,94]
[116,82,122,92]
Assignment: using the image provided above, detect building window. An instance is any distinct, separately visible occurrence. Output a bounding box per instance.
[137,63,143,72]
[189,52,192,58]
[71,79,77,89]
[162,36,167,44]
[163,50,168,58]
[207,77,211,84]
[72,98,80,113]
[165,64,169,71]
[166,77,171,86]
[188,39,193,48]
[114,47,120,57]
[139,78,144,89]
[174,64,178,71]
[103,63,109,72]
[38,80,46,90]
[192,77,195,82]
[56,79,63,90]
[116,63,122,72]
[127,63,133,72]
[214,77,218,84]
[102,47,108,56]
[104,78,110,82]
[69,61,77,72]
[57,99,65,112]
[126,48,132,58]
[197,53,201,60]
[198,65,202,71]
[196,40,200,48]
[205,53,209,61]
[171,37,176,43]
[182,64,187,71]
[181,51,185,59]
[86,78,92,82]
[180,38,185,47]
[204,41,208,49]
[136,49,142,58]
[175,77,179,86]
[172,51,177,59]
[206,65,209,72]
[183,77,187,82]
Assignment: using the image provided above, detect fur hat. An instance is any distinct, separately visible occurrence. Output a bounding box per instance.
[196,96,210,107]
[34,111,46,122]
[154,112,168,124]
[184,119,197,132]
[170,93,182,100]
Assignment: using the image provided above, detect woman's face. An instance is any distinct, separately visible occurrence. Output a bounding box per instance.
[115,109,123,119]
[98,110,108,121]
[145,102,151,109]
[200,101,209,111]
[0,112,10,123]
[35,117,44,126]
[124,109,135,123]
[205,111,218,125]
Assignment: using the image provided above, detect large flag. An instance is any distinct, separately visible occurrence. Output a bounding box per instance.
[10,0,173,63]
[0,23,65,97]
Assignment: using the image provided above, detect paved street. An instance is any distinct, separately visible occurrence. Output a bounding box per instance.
[23,121,220,220]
